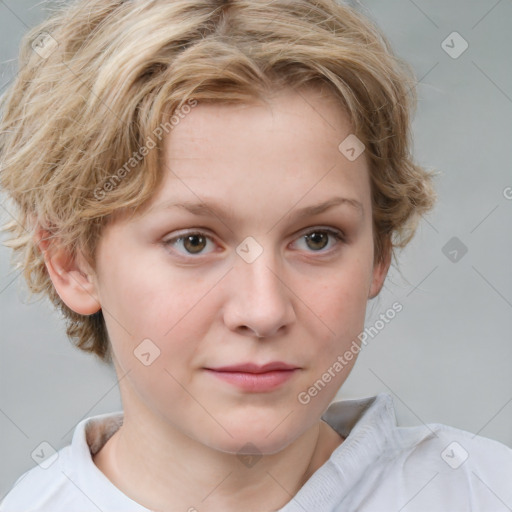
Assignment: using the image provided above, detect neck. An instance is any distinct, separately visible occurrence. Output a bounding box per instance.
[93,405,343,512]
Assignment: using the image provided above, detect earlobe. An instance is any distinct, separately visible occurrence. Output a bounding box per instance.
[36,229,101,315]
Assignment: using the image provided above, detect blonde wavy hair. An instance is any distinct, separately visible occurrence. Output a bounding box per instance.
[0,0,436,362]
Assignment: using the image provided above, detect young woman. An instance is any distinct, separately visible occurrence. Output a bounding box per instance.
[1,1,510,510]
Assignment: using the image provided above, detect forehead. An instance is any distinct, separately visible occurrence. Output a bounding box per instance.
[165,86,353,162]
[146,86,371,222]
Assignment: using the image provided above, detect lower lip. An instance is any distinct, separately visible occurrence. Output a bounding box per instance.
[204,369,298,392]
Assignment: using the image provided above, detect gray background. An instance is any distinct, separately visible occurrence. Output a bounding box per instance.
[1,0,511,498]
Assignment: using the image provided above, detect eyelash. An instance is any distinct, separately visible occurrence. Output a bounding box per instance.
[162,227,346,260]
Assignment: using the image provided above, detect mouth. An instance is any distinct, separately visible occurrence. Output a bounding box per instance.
[203,362,300,392]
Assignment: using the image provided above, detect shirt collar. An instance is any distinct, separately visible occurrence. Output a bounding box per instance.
[70,393,396,512]
[278,393,397,512]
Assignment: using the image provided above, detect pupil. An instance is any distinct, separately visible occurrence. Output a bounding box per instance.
[306,232,327,250]
[184,235,206,254]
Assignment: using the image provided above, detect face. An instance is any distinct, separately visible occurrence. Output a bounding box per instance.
[67,86,389,454]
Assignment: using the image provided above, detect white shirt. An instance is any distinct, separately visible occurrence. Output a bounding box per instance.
[2,393,512,511]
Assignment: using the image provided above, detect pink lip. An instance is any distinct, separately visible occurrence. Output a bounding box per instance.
[210,362,298,373]
[204,362,300,392]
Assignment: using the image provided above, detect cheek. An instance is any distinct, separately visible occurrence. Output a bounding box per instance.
[308,258,372,335]
[294,279,369,415]
[98,243,206,334]
[97,250,221,380]
[307,287,366,383]
[298,252,373,392]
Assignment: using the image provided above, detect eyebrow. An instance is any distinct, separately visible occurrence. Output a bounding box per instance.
[147,196,363,223]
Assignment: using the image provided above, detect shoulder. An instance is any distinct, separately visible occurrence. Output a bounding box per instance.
[0,446,88,512]
[323,394,512,511]
[1,411,126,512]
[405,419,512,462]
[382,413,512,510]
[395,419,512,473]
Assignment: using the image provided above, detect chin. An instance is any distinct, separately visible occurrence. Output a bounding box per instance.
[194,410,312,456]
[207,430,300,457]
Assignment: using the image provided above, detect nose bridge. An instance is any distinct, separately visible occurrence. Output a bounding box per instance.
[225,237,294,336]
[236,239,285,303]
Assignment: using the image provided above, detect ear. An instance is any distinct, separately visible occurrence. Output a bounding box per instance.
[368,239,392,299]
[36,229,101,315]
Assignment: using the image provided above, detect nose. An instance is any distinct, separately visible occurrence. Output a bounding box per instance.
[223,246,296,339]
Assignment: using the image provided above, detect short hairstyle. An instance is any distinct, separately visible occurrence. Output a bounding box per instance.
[0,0,436,362]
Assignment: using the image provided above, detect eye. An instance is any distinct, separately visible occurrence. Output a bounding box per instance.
[162,227,345,259]
[163,231,216,257]
[292,228,345,253]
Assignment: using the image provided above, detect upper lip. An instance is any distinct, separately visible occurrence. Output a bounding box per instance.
[205,362,299,373]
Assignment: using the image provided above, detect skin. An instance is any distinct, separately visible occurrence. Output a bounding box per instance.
[41,85,391,512]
